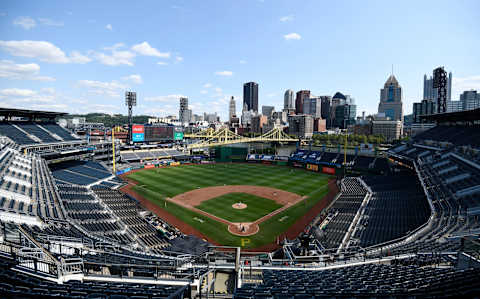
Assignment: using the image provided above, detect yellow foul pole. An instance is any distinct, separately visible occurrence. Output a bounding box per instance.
[112,128,116,174]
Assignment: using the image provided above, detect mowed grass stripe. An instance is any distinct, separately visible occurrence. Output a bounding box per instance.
[130,165,328,197]
[196,193,282,223]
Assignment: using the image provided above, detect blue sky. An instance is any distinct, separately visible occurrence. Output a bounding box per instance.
[0,0,479,120]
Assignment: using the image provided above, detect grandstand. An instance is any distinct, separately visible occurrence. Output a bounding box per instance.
[289,149,390,174]
[50,160,115,186]
[0,120,79,145]
[0,107,480,297]
[120,148,185,162]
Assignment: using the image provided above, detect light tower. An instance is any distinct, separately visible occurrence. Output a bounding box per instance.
[125,91,137,144]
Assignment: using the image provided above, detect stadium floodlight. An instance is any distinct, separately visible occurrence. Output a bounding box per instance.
[125,91,137,107]
[125,91,137,144]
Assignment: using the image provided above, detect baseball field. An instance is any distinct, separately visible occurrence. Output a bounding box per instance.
[124,163,335,249]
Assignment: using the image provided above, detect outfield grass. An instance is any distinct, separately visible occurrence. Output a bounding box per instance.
[196,192,282,223]
[128,163,332,248]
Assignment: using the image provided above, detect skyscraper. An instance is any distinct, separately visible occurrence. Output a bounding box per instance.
[295,90,310,114]
[459,90,480,111]
[334,104,356,129]
[378,74,403,121]
[229,96,236,122]
[179,97,192,124]
[243,82,259,112]
[284,89,294,110]
[423,74,434,100]
[433,67,448,113]
[423,69,452,110]
[320,96,331,121]
[329,92,347,128]
[413,99,435,123]
[303,97,322,118]
[288,114,314,138]
[262,105,274,117]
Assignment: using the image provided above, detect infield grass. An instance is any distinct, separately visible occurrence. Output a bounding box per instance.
[196,192,282,223]
[127,163,332,249]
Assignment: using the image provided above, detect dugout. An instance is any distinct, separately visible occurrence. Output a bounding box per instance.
[213,146,248,162]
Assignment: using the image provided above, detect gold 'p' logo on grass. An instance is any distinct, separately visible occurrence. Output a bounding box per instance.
[241,238,250,247]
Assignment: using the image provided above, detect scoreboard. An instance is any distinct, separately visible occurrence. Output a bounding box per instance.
[131,124,183,142]
[132,125,145,142]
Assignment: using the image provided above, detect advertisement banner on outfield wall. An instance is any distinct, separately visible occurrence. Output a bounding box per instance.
[144,164,155,169]
[307,164,319,172]
[322,167,335,175]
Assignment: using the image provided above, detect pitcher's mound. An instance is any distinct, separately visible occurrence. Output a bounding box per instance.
[232,202,247,209]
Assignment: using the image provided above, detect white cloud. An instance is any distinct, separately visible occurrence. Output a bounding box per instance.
[176,56,183,62]
[239,60,247,64]
[0,40,69,63]
[69,51,91,64]
[41,87,55,94]
[77,80,127,97]
[122,74,143,84]
[215,70,233,76]
[30,103,67,110]
[200,90,208,94]
[203,83,212,88]
[280,15,294,22]
[33,76,56,82]
[94,50,135,66]
[452,76,480,99]
[0,40,90,64]
[284,32,301,40]
[0,60,55,81]
[103,43,125,51]
[38,18,64,27]
[0,89,57,109]
[214,87,222,93]
[0,88,37,97]
[267,93,277,98]
[106,24,113,31]
[144,94,185,103]
[157,61,168,65]
[131,42,170,58]
[94,42,171,66]
[13,16,36,30]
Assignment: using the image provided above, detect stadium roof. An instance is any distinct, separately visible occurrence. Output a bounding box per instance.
[0,107,68,119]
[421,108,480,124]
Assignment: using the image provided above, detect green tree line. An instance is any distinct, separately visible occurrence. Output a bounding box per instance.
[61,113,153,127]
[312,134,386,145]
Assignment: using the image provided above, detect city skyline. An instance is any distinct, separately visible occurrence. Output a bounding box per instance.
[0,0,479,121]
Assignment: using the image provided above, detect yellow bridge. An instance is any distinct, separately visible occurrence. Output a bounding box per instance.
[185,127,299,149]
